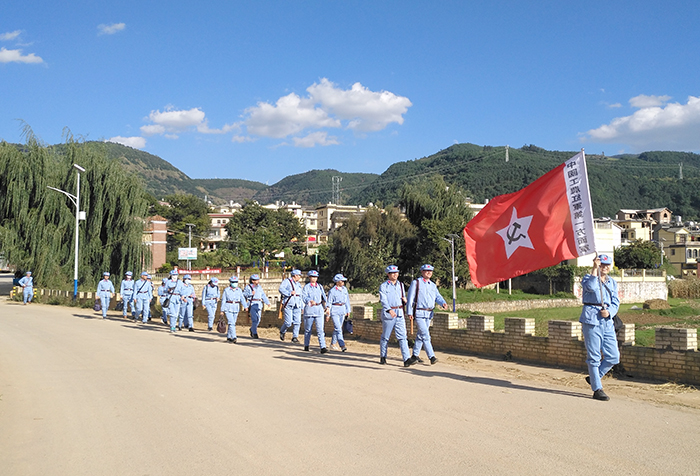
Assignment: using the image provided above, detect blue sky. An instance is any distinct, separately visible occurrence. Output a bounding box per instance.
[2,1,699,184]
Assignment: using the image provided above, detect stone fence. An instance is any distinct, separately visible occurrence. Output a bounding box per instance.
[27,289,699,386]
[350,306,700,386]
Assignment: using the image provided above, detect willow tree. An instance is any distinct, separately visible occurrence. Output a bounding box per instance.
[0,129,149,289]
[328,206,415,290]
[399,175,472,286]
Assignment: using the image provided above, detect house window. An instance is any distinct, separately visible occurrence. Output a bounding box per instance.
[688,250,692,259]
[671,249,675,256]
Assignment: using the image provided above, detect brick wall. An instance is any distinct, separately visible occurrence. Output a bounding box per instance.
[348,305,700,386]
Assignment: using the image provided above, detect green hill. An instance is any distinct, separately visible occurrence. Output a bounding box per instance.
[252,169,379,206]
[348,144,700,220]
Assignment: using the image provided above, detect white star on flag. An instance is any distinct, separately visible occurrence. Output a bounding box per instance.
[496,208,534,259]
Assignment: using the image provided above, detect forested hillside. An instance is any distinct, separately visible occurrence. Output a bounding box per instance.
[349,144,700,220]
[253,169,378,205]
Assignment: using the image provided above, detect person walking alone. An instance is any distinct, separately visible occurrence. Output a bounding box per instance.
[580,254,620,401]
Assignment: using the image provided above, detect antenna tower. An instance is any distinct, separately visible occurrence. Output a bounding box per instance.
[679,163,683,180]
[505,145,509,162]
[332,176,342,204]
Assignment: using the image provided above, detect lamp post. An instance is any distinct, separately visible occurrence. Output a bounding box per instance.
[48,163,86,299]
[441,233,459,312]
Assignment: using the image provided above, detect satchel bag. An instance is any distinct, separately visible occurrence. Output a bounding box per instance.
[216,314,228,334]
[115,300,124,312]
[613,314,624,333]
[342,317,353,335]
[192,297,199,310]
[93,299,102,312]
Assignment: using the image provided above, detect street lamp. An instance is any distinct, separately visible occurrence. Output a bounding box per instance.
[441,233,459,312]
[47,163,86,299]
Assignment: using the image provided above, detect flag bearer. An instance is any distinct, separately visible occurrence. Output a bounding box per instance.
[202,277,221,331]
[406,264,448,365]
[134,271,154,323]
[327,274,351,351]
[580,254,620,402]
[96,272,115,319]
[18,271,33,305]
[279,269,303,343]
[119,271,136,319]
[378,265,413,367]
[220,276,248,343]
[302,270,328,353]
[243,274,270,339]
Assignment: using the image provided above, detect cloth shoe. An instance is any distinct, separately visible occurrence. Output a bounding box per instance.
[320,347,328,354]
[291,337,299,343]
[379,357,386,365]
[593,389,610,401]
[303,346,310,351]
[430,356,438,365]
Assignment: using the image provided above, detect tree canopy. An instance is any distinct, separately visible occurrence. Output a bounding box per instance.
[0,130,148,289]
[614,240,664,269]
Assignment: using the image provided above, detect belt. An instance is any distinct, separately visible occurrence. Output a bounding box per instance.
[138,291,149,294]
[226,300,240,304]
[390,306,402,309]
[252,298,261,301]
[332,303,345,306]
[206,298,217,300]
[583,302,603,306]
[416,307,432,311]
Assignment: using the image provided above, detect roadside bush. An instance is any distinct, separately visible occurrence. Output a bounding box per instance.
[668,278,700,299]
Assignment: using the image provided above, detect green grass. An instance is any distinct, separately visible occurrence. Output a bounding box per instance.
[471,299,700,349]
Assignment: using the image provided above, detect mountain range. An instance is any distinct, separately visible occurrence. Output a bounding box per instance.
[40,141,700,221]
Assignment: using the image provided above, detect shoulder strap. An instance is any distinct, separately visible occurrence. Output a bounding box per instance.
[412,279,419,315]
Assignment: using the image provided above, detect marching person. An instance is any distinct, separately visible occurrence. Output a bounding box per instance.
[119,271,136,319]
[220,276,248,343]
[158,278,169,325]
[327,274,351,352]
[134,271,154,324]
[580,254,620,402]
[243,274,270,339]
[302,270,329,353]
[202,277,221,331]
[279,269,303,343]
[378,265,413,367]
[18,270,33,305]
[96,272,115,319]
[179,274,197,332]
[165,270,185,333]
[406,264,448,365]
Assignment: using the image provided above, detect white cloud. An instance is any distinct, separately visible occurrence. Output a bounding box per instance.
[585,95,700,151]
[607,103,622,109]
[140,124,166,136]
[306,78,413,132]
[629,94,671,108]
[197,122,240,134]
[240,78,411,146]
[245,92,340,138]
[0,47,43,64]
[107,136,146,149]
[232,135,255,143]
[0,30,21,41]
[292,131,340,148]
[98,23,126,35]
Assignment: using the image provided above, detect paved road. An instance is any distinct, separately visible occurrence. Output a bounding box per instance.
[1,286,699,475]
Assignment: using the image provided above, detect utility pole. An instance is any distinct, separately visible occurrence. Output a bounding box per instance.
[186,223,195,271]
[505,145,509,163]
[441,234,459,312]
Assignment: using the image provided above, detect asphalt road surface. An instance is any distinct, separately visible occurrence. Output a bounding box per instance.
[1,277,699,475]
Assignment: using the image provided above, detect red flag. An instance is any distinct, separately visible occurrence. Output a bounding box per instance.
[463,151,595,287]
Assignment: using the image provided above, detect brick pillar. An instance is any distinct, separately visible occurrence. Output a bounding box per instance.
[656,327,698,351]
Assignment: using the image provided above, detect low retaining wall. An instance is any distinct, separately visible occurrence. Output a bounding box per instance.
[456,299,581,314]
[350,306,700,386]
